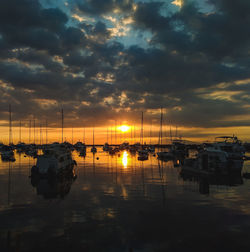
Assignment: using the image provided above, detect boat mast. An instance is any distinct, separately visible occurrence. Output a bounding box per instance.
[115,120,117,145]
[93,127,95,146]
[29,120,31,144]
[40,124,42,145]
[83,127,85,143]
[140,111,144,146]
[111,126,113,145]
[9,104,12,145]
[169,123,172,143]
[46,119,48,145]
[106,127,108,143]
[161,109,163,147]
[158,107,163,148]
[33,119,35,144]
[61,108,64,143]
[119,121,121,144]
[150,120,152,145]
[19,120,21,144]
[134,125,135,144]
[130,125,133,145]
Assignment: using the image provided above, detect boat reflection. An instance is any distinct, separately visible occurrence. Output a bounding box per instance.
[30,169,77,199]
[179,169,243,195]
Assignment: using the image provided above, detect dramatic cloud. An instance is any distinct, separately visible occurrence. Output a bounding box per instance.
[0,0,250,139]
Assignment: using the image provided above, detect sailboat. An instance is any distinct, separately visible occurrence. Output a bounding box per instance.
[157,108,173,160]
[1,105,15,161]
[91,127,97,153]
[148,121,155,152]
[103,127,110,151]
[138,112,149,161]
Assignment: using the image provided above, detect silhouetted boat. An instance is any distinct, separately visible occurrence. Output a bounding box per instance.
[31,146,76,177]
[1,145,15,161]
[91,127,97,153]
[103,142,110,151]
[212,136,245,160]
[181,146,244,176]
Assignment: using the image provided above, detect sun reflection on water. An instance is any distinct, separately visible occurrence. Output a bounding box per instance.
[122,151,128,168]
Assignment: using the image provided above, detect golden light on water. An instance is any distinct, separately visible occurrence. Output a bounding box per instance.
[119,125,130,132]
[122,151,129,168]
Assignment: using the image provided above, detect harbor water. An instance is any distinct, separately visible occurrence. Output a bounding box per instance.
[1,148,250,251]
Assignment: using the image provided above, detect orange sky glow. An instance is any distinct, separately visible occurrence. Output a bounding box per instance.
[0,124,249,145]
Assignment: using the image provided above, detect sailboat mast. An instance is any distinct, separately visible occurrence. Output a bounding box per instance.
[40,124,42,145]
[115,120,117,145]
[106,127,108,143]
[33,119,35,144]
[140,111,144,145]
[83,127,85,143]
[29,120,31,144]
[61,108,64,143]
[46,119,48,145]
[158,107,163,147]
[160,109,163,146]
[93,127,95,146]
[150,121,152,145]
[9,104,12,145]
[134,125,135,144]
[130,125,132,145]
[111,126,113,145]
[19,120,21,143]
[170,123,172,143]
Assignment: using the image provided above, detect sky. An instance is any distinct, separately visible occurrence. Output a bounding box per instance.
[1,0,250,143]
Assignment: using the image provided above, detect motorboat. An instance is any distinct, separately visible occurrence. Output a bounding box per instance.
[74,142,86,151]
[181,146,243,175]
[79,147,86,157]
[109,148,116,155]
[171,139,188,158]
[103,143,110,151]
[1,145,15,161]
[25,147,37,157]
[148,145,155,153]
[31,146,76,177]
[157,151,174,160]
[138,149,149,161]
[213,136,245,160]
[138,153,148,161]
[91,145,97,153]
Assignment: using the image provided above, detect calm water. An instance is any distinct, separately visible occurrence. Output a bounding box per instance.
[1,148,250,252]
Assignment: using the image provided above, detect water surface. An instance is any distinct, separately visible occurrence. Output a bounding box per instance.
[1,148,250,252]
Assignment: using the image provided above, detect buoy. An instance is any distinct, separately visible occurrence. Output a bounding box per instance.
[96,157,99,160]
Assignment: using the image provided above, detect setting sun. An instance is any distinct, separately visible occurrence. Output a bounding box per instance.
[119,125,130,132]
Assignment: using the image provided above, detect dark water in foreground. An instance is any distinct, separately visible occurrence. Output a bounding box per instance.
[1,148,250,252]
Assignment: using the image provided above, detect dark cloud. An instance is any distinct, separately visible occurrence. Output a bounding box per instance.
[0,0,250,134]
[16,49,63,73]
[133,2,169,30]
[76,0,134,15]
[0,0,86,56]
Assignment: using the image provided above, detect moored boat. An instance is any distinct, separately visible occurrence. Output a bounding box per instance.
[181,146,244,176]
[31,146,76,177]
